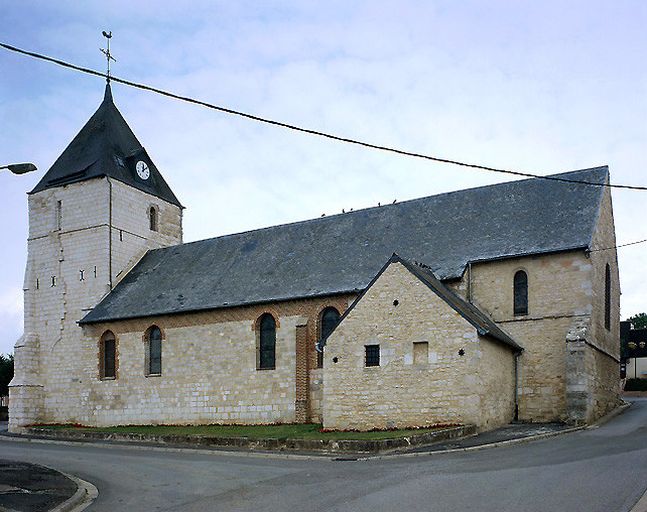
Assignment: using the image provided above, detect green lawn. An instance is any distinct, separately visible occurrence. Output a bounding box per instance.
[36,423,447,440]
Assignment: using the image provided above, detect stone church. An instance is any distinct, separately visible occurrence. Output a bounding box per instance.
[9,84,621,433]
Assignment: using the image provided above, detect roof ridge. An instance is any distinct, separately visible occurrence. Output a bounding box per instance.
[148,165,609,255]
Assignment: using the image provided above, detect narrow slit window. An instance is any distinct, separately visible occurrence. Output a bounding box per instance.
[100,331,116,379]
[513,270,528,316]
[318,307,340,368]
[258,314,276,370]
[147,326,162,375]
[149,206,158,232]
[365,344,380,367]
[56,200,62,230]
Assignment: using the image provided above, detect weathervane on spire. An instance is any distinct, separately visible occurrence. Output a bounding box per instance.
[100,30,116,83]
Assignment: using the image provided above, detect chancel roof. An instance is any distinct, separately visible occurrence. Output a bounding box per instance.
[80,166,608,324]
[31,84,182,207]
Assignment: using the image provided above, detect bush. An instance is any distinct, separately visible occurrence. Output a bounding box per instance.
[0,354,13,396]
[624,378,647,391]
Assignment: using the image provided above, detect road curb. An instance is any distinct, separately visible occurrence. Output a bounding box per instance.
[49,471,98,512]
[0,434,348,461]
[372,425,587,459]
[586,401,631,429]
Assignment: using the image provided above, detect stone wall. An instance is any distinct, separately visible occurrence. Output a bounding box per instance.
[564,187,621,423]
[10,178,183,431]
[588,187,620,359]
[323,262,517,431]
[464,252,593,422]
[585,187,622,419]
[35,294,352,427]
[109,179,183,286]
[478,337,516,430]
[444,185,621,424]
[588,344,622,419]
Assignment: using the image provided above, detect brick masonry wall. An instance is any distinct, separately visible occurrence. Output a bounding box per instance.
[322,262,517,431]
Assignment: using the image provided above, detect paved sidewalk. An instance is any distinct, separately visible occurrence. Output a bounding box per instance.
[0,459,77,512]
[399,422,573,454]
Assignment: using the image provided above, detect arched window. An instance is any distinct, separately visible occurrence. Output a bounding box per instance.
[258,314,276,370]
[605,263,611,331]
[149,206,158,232]
[100,330,116,379]
[146,326,162,375]
[318,307,340,368]
[513,270,528,316]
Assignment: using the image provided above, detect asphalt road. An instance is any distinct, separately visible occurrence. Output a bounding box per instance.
[1,400,646,512]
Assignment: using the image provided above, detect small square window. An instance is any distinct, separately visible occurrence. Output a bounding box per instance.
[365,344,380,367]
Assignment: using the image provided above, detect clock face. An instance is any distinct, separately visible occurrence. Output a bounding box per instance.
[136,160,150,180]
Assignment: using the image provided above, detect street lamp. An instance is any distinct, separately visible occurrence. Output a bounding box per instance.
[0,163,37,175]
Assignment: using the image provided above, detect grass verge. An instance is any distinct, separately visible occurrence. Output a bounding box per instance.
[35,423,448,440]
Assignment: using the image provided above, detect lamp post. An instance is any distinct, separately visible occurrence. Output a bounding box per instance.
[0,163,37,175]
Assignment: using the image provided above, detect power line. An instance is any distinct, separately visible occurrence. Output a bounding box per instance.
[590,238,647,252]
[3,43,645,254]
[2,41,647,192]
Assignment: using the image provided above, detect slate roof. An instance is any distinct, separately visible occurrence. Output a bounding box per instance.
[399,256,522,351]
[30,84,182,207]
[318,254,522,352]
[80,165,608,324]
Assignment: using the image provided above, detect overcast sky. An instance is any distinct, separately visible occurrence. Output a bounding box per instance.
[1,1,646,355]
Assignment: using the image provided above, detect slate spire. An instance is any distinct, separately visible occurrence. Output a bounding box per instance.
[103,81,113,102]
[30,84,182,207]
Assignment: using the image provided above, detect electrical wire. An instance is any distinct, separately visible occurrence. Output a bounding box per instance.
[589,238,647,252]
[3,41,647,192]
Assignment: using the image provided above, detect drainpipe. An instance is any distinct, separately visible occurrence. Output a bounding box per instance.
[514,352,520,421]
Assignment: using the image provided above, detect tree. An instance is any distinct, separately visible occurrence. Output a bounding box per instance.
[628,313,647,330]
[0,354,14,396]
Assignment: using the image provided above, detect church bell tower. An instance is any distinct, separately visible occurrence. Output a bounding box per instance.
[9,82,183,431]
